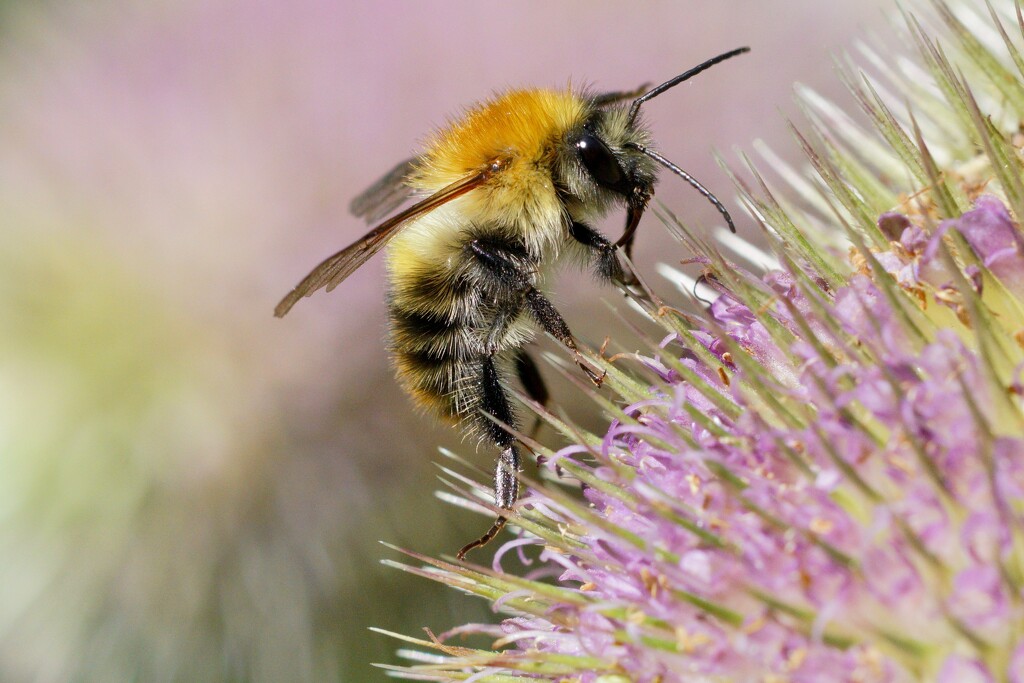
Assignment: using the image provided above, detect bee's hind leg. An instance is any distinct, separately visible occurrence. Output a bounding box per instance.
[457,355,521,560]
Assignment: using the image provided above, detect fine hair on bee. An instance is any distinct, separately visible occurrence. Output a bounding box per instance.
[275,46,750,559]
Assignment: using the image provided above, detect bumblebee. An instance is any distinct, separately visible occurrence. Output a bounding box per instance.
[276,47,749,558]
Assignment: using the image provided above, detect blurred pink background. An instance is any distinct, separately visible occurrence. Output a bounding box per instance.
[0,1,888,680]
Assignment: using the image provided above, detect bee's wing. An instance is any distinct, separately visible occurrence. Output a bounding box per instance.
[592,83,652,107]
[275,156,511,318]
[349,156,420,224]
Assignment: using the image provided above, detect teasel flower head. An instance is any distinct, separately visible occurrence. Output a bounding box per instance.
[380,1,1024,681]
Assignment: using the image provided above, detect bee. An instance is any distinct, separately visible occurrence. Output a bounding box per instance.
[276,47,749,559]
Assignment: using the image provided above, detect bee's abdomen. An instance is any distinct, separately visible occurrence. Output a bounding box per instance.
[389,303,487,423]
[386,223,539,435]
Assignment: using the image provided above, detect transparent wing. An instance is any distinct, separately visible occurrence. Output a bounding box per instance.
[275,156,511,318]
[591,83,651,107]
[348,156,420,224]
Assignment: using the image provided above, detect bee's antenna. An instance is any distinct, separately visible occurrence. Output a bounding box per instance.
[627,47,750,126]
[626,143,737,234]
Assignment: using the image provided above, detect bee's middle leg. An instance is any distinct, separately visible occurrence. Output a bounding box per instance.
[524,287,605,387]
[466,236,603,386]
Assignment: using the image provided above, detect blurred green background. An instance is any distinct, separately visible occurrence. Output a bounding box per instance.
[0,1,887,680]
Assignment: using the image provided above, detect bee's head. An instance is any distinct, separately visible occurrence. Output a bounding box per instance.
[558,107,657,222]
[558,47,750,256]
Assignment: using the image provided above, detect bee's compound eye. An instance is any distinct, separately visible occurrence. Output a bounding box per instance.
[576,133,625,189]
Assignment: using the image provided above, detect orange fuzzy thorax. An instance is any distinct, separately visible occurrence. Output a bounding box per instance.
[416,88,586,184]
[408,88,588,253]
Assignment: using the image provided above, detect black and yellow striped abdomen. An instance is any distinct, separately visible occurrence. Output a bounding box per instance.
[386,215,541,436]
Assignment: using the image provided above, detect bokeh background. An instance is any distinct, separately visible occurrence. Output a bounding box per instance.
[0,1,890,680]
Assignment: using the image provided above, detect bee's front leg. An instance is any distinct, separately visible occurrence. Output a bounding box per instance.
[568,221,626,283]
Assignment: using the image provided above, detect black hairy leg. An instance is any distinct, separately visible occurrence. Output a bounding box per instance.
[467,236,605,386]
[524,288,605,387]
[457,355,521,560]
[455,235,605,560]
[568,221,625,283]
[466,236,534,289]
